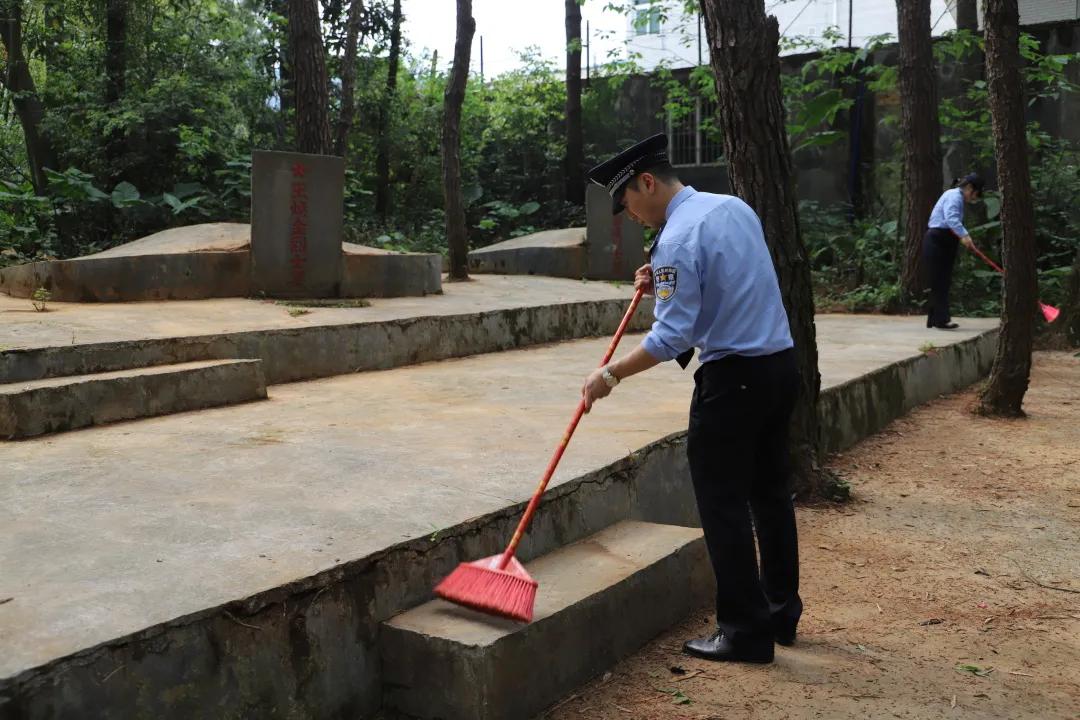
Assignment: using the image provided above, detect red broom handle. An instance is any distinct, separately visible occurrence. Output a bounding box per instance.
[970,244,1005,274]
[497,289,645,569]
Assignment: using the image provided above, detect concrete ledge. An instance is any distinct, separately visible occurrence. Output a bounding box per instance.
[818,328,998,454]
[381,522,713,720]
[0,360,267,439]
[0,253,251,302]
[0,299,656,385]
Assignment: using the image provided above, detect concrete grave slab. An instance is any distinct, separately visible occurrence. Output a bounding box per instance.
[85,223,251,257]
[0,222,442,302]
[342,242,442,298]
[468,228,586,278]
[465,189,644,281]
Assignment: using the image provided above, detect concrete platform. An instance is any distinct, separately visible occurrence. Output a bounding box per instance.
[0,223,442,301]
[0,315,998,719]
[381,521,713,720]
[0,275,652,384]
[0,359,266,439]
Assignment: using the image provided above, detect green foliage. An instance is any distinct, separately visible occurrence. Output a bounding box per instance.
[822,473,852,502]
[781,29,896,154]
[2,0,1077,317]
[31,286,51,312]
[801,200,904,312]
[473,200,541,244]
[343,47,588,253]
[474,50,566,207]
[0,179,56,264]
[1,0,277,261]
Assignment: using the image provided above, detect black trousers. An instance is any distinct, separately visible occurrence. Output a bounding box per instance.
[686,348,802,646]
[923,227,959,327]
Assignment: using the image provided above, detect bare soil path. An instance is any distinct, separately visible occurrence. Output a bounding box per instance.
[544,351,1080,720]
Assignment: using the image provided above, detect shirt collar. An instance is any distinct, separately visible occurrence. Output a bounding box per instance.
[665,185,696,221]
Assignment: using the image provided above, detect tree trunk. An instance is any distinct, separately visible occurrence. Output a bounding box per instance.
[443,0,474,281]
[956,0,978,31]
[334,0,364,157]
[564,0,584,205]
[104,0,128,180]
[375,0,402,218]
[896,0,944,301]
[104,0,127,105]
[273,0,293,144]
[0,0,59,194]
[288,0,332,155]
[43,0,65,74]
[944,0,983,182]
[977,0,1037,417]
[699,0,824,497]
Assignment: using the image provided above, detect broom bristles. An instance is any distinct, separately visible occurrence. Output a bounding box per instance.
[435,557,538,623]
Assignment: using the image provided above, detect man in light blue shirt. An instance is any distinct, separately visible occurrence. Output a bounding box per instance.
[924,173,984,329]
[639,185,793,364]
[581,134,802,665]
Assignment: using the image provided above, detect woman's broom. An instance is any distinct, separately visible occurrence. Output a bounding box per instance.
[969,243,1060,323]
[434,289,645,622]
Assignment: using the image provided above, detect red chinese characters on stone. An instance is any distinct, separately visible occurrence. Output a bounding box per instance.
[289,163,309,287]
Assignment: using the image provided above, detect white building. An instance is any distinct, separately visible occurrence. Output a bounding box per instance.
[621,0,1079,72]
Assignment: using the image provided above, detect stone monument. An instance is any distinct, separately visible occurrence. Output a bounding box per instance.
[251,150,345,298]
[585,183,644,281]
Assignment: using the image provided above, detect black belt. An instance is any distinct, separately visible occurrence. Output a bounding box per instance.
[693,347,796,379]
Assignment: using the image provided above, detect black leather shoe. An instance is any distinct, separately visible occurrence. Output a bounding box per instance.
[932,322,959,330]
[682,630,774,664]
[773,625,796,646]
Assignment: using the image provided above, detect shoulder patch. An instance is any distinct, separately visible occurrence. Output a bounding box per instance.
[653,265,677,302]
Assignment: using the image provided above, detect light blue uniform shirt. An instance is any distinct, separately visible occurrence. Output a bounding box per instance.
[641,186,794,364]
[927,187,969,238]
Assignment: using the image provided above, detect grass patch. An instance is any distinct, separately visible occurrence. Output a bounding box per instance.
[275,298,372,309]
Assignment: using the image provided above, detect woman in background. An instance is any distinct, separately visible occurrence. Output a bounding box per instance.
[924,173,985,329]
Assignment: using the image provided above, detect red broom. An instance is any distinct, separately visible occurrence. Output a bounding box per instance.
[968,244,1060,323]
[434,289,646,622]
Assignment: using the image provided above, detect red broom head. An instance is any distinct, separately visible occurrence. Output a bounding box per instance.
[434,555,538,623]
[1041,302,1061,324]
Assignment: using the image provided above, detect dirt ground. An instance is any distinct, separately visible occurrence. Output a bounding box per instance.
[544,351,1080,720]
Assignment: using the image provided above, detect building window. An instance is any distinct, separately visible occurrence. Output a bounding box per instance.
[668,94,723,167]
[634,0,661,35]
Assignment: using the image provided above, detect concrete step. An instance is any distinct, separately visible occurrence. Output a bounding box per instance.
[380,521,713,720]
[0,359,266,439]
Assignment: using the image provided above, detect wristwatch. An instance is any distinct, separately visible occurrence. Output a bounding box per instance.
[601,366,620,388]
